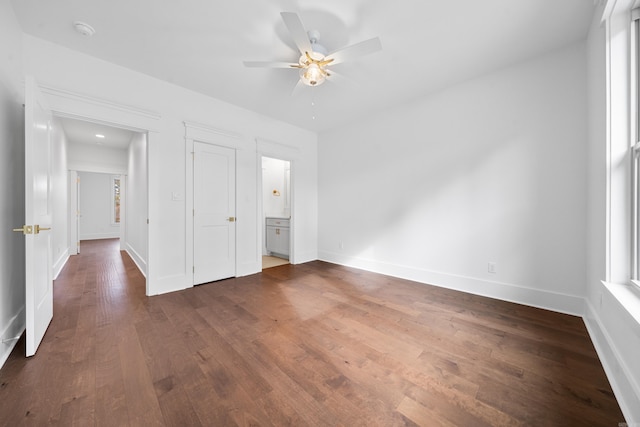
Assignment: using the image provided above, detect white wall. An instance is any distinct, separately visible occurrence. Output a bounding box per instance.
[263,157,290,218]
[319,42,588,315]
[22,34,318,295]
[0,0,25,368]
[125,132,147,274]
[67,141,128,174]
[51,116,69,278]
[78,172,120,240]
[583,1,640,421]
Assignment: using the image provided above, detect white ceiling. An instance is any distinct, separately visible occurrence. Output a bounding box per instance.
[10,0,595,133]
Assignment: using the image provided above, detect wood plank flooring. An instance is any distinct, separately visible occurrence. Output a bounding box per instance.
[0,239,625,426]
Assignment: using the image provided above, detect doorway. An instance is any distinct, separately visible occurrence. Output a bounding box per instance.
[261,156,291,269]
[75,172,123,247]
[59,115,148,277]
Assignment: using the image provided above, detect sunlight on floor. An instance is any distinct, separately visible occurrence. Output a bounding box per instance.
[262,255,289,269]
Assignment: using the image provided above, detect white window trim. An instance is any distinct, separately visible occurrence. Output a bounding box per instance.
[632,10,640,291]
[605,3,635,286]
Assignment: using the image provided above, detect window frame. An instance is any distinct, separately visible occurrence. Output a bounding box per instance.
[631,10,640,287]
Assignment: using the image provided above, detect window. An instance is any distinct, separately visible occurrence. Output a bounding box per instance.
[112,176,121,224]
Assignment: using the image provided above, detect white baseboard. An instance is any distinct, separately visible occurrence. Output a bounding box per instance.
[52,249,69,280]
[583,300,640,423]
[237,260,261,277]
[0,305,25,370]
[149,273,191,296]
[318,251,584,316]
[293,250,318,266]
[125,243,147,278]
[80,233,120,240]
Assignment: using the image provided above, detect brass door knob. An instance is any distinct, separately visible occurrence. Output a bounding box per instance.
[34,225,51,234]
[12,225,33,235]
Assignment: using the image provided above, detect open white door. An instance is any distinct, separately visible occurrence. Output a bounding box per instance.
[193,142,236,284]
[16,76,54,356]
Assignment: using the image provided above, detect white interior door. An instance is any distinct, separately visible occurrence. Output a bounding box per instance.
[22,76,54,356]
[193,142,236,284]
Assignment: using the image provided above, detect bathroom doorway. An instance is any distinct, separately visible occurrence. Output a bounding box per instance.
[261,156,291,269]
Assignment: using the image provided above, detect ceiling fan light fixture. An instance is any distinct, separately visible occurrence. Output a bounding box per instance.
[243,12,382,92]
[300,63,326,86]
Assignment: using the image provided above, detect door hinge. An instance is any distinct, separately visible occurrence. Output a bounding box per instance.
[147,219,149,224]
[193,266,195,273]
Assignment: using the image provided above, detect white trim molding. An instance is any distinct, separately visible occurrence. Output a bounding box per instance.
[184,121,243,145]
[40,84,161,127]
[183,121,251,289]
[584,296,640,422]
[319,250,585,316]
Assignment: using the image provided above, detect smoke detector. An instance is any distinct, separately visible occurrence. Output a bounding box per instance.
[73,21,95,37]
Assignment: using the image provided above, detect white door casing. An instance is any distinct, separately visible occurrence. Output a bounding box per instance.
[23,77,54,357]
[193,142,236,284]
[68,171,79,255]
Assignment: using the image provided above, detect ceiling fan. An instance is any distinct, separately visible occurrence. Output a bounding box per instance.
[244,12,382,89]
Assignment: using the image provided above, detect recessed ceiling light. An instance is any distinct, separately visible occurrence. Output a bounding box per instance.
[74,21,96,37]
[95,134,105,138]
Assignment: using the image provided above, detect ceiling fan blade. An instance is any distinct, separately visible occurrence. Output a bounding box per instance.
[326,69,347,85]
[326,37,382,65]
[243,61,298,68]
[291,79,305,96]
[281,12,312,55]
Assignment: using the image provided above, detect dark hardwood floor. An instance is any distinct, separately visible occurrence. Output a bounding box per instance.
[0,239,624,426]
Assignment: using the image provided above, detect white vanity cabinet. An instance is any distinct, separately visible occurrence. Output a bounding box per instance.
[266,217,290,257]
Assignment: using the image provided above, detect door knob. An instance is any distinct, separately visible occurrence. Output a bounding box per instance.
[12,225,33,235]
[227,217,236,222]
[34,225,51,234]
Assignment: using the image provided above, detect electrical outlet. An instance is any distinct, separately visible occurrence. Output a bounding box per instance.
[339,241,344,250]
[488,262,497,274]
